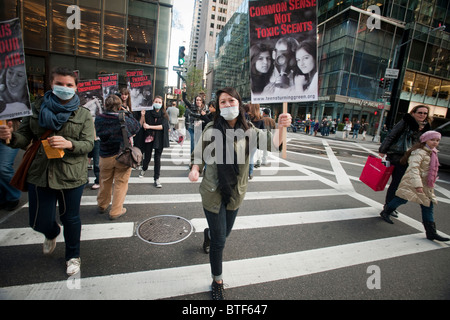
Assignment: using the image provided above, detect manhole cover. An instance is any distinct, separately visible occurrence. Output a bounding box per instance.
[137,215,193,245]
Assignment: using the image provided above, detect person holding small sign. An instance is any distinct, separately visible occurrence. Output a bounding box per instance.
[188,87,291,300]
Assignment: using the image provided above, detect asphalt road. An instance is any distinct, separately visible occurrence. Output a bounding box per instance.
[1,131,449,305]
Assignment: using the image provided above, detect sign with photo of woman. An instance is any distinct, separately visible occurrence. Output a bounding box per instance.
[248,0,318,104]
[127,74,153,111]
[0,18,32,120]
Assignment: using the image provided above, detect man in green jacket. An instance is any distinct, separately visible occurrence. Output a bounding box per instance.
[0,67,94,276]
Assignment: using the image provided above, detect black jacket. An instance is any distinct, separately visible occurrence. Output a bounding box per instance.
[379,113,431,163]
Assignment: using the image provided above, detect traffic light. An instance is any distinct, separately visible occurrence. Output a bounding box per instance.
[178,46,185,66]
[378,77,385,88]
[385,79,391,88]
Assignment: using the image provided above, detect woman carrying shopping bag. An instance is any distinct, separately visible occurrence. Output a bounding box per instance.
[379,131,449,242]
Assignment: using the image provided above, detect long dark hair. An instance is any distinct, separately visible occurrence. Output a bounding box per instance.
[400,141,426,165]
[295,39,317,91]
[250,43,273,94]
[153,95,169,120]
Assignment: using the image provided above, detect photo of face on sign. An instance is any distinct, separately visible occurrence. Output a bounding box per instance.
[248,0,318,104]
[0,18,32,120]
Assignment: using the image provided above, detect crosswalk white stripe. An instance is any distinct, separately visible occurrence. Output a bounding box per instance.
[0,233,445,300]
[190,207,379,232]
[2,139,447,299]
[88,175,315,184]
[0,223,135,247]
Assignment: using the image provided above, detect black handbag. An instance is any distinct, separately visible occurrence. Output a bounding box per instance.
[388,127,414,154]
[115,111,142,168]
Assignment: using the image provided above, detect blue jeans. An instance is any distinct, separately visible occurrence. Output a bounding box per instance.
[204,202,239,281]
[188,127,195,154]
[0,143,21,203]
[28,183,85,261]
[387,196,434,222]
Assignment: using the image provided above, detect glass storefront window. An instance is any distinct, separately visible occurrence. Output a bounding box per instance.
[402,70,415,93]
[50,0,75,54]
[411,73,428,103]
[127,0,157,65]
[437,79,450,107]
[156,5,171,66]
[103,0,127,61]
[23,0,47,51]
[78,0,101,57]
[425,77,440,105]
[0,0,18,20]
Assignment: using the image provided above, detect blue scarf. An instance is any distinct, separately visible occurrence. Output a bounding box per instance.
[38,90,80,131]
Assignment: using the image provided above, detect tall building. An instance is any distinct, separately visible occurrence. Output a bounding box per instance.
[188,0,244,99]
[213,0,449,131]
[1,0,174,98]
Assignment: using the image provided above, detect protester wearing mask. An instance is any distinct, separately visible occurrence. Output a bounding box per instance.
[0,67,95,276]
[138,96,169,188]
[188,87,292,300]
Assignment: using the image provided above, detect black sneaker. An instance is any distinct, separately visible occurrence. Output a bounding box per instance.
[203,228,210,254]
[211,281,225,300]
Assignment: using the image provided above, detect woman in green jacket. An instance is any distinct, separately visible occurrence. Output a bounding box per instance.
[0,67,94,276]
[188,87,291,299]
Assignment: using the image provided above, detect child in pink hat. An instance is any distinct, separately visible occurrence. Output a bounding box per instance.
[379,130,449,241]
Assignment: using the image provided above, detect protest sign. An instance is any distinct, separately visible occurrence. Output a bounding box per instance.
[77,79,104,116]
[98,73,119,101]
[248,0,318,104]
[0,18,32,120]
[127,74,153,111]
[126,69,144,80]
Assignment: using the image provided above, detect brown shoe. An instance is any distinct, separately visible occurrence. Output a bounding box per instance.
[109,208,127,220]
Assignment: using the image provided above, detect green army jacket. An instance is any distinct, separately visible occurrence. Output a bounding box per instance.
[191,121,279,214]
[9,97,95,189]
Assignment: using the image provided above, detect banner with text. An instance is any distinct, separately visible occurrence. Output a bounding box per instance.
[0,18,32,120]
[248,0,318,104]
[98,73,119,102]
[127,74,153,111]
[77,79,104,116]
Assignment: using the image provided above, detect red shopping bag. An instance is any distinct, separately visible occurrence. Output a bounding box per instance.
[359,155,395,191]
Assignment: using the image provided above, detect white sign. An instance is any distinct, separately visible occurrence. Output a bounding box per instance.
[385,68,399,79]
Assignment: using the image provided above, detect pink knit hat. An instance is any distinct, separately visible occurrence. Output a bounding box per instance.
[420,130,441,143]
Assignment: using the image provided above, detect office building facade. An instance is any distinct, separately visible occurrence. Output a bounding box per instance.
[213,0,449,131]
[1,0,173,98]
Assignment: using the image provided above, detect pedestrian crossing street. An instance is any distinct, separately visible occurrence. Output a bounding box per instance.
[1,137,449,299]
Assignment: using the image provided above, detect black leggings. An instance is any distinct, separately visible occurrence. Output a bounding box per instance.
[142,141,163,180]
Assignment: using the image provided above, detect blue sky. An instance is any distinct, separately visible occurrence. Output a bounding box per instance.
[168,0,194,86]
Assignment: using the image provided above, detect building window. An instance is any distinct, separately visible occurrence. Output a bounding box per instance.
[22,0,47,51]
[50,0,75,54]
[77,0,101,57]
[103,0,127,61]
[126,0,157,65]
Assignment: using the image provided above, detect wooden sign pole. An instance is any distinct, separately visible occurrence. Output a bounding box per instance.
[282,102,287,159]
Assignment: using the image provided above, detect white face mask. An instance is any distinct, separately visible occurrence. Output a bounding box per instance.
[153,103,162,110]
[220,106,239,120]
[52,85,76,101]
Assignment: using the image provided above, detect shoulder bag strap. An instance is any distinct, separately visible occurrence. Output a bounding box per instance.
[118,111,131,148]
